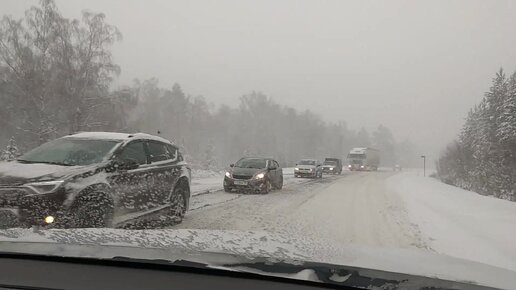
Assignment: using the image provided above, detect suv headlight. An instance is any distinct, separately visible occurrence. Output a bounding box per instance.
[25,180,64,194]
[294,167,299,171]
[255,173,265,179]
[225,171,231,178]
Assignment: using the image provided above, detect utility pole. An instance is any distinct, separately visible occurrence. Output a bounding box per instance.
[420,155,426,177]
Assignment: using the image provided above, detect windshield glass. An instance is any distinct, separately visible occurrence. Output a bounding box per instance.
[0,1,515,288]
[347,154,365,159]
[234,158,267,169]
[19,139,118,166]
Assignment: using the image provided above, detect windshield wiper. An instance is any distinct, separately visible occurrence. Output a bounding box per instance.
[17,159,72,166]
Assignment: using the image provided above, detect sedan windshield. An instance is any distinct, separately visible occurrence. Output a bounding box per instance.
[299,160,316,165]
[324,161,336,165]
[18,139,118,166]
[234,158,266,169]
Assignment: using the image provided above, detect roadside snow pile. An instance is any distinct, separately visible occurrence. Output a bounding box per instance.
[387,172,516,272]
[191,169,225,179]
[282,167,294,176]
[190,169,225,196]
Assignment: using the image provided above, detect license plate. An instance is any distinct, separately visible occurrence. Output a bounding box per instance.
[234,180,248,186]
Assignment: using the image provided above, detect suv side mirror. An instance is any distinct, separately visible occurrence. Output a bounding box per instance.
[230,163,234,167]
[115,158,139,171]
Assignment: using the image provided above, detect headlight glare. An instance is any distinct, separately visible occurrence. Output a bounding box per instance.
[255,173,265,179]
[225,171,231,178]
[25,180,64,194]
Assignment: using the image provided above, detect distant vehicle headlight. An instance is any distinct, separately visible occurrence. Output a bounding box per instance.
[329,167,334,170]
[25,180,64,194]
[348,165,352,167]
[225,171,231,178]
[309,168,314,172]
[360,165,365,168]
[294,167,299,171]
[255,173,265,179]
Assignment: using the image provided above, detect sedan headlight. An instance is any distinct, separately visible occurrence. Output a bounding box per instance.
[225,171,231,178]
[309,168,314,172]
[329,167,334,170]
[25,180,64,194]
[294,167,299,171]
[255,173,265,179]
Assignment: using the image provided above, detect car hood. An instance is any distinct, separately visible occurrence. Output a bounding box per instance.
[296,165,316,170]
[0,228,513,289]
[231,167,264,176]
[0,161,93,186]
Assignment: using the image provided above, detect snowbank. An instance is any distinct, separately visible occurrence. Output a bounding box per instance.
[387,171,516,272]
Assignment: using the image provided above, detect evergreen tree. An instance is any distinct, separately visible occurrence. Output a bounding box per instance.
[203,141,217,170]
[438,68,516,201]
[356,127,371,147]
[0,136,19,161]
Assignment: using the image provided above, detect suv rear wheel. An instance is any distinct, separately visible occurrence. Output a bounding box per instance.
[170,183,187,222]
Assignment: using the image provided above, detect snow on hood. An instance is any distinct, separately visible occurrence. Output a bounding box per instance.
[0,228,515,289]
[0,161,86,184]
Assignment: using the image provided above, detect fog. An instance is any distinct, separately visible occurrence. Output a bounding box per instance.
[3,0,516,162]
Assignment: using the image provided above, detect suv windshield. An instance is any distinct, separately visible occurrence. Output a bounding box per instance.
[234,158,266,169]
[324,161,336,165]
[19,139,118,166]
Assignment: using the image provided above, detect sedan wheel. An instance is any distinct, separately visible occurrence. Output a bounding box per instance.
[262,180,271,194]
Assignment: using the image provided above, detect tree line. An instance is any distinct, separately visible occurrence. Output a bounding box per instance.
[437,69,516,201]
[0,0,418,168]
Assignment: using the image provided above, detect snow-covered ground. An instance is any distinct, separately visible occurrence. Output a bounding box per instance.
[387,170,516,272]
[185,169,516,274]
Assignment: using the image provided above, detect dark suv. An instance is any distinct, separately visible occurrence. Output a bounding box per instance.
[224,157,283,194]
[0,132,191,229]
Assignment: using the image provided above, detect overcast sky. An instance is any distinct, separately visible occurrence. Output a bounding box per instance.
[4,0,516,160]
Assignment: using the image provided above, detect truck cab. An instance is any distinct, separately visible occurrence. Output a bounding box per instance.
[347,147,380,171]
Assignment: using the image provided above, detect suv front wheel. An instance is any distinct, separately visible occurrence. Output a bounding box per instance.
[71,193,114,228]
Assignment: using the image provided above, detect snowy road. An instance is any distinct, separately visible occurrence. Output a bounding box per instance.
[180,170,426,249]
[180,169,516,273]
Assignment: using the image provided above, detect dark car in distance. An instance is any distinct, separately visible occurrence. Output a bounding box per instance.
[0,132,191,229]
[322,158,343,174]
[224,157,283,194]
